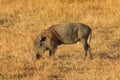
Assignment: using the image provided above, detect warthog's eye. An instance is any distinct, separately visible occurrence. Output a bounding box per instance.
[40,43,42,46]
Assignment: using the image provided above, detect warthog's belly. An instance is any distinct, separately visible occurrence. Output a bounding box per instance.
[62,37,79,44]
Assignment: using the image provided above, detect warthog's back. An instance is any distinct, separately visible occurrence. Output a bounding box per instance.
[48,23,91,44]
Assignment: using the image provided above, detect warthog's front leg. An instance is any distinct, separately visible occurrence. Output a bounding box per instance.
[49,49,56,57]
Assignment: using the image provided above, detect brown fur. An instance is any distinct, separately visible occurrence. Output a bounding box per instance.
[46,26,62,41]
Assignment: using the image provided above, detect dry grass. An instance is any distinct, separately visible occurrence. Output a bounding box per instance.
[0,0,120,80]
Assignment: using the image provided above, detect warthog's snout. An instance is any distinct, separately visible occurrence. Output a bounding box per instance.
[36,52,42,59]
[32,52,42,61]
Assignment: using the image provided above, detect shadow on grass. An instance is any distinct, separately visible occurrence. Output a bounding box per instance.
[0,73,5,79]
[58,54,71,60]
[94,51,120,60]
[48,74,64,80]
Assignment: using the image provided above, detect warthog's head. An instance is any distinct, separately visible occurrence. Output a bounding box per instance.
[33,33,48,60]
[33,29,60,61]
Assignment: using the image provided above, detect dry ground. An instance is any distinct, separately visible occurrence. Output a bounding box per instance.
[0,0,120,80]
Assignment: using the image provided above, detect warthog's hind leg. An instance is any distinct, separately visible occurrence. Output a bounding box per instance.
[88,46,92,59]
[81,39,92,59]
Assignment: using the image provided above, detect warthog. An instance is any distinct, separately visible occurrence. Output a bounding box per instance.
[33,23,92,60]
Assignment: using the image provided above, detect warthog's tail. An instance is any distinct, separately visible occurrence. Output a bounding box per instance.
[88,31,92,46]
[88,30,92,59]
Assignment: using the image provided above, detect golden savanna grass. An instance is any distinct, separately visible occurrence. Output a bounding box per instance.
[0,0,120,80]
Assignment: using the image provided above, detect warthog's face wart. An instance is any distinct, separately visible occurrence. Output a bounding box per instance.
[34,36,47,59]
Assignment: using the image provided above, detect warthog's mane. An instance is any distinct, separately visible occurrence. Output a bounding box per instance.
[45,26,62,41]
[34,24,63,44]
